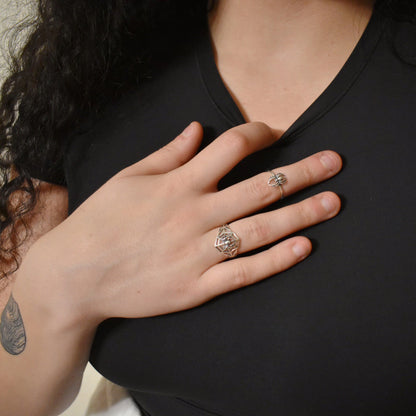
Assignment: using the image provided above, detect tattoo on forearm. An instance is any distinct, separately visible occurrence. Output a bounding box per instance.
[0,294,26,355]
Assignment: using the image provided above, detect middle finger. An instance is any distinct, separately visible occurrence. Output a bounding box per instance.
[206,150,342,227]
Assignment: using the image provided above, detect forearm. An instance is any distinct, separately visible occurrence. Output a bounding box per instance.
[0,245,97,416]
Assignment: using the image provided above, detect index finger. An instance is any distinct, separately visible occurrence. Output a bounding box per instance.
[179,122,277,190]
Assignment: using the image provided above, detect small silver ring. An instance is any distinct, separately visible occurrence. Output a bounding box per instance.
[214,224,240,258]
[267,170,287,200]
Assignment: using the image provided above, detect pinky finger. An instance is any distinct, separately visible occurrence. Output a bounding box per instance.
[196,236,312,302]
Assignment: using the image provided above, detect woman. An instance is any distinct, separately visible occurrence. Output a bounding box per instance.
[0,0,414,415]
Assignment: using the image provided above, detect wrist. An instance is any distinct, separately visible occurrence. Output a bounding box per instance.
[14,236,101,334]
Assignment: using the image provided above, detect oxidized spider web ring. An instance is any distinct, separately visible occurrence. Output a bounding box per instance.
[267,170,288,200]
[214,224,241,258]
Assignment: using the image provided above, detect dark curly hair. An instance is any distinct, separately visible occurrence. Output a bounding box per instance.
[0,0,414,283]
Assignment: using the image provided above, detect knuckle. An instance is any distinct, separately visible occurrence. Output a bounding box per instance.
[301,162,315,185]
[246,217,271,245]
[250,121,273,137]
[224,131,250,155]
[247,121,276,144]
[296,201,315,224]
[231,262,250,289]
[246,177,273,203]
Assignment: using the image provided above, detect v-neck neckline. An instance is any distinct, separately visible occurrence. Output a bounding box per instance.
[196,5,386,145]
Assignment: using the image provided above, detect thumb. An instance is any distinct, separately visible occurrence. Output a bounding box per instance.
[115,122,204,177]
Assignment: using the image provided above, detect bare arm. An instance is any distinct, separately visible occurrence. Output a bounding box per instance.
[0,180,81,416]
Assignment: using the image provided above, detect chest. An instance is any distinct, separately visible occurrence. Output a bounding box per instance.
[212,33,366,137]
[216,59,345,135]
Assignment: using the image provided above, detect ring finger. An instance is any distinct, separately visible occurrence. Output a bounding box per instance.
[206,191,341,263]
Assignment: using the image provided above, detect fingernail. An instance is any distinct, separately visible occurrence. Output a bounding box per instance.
[320,152,338,171]
[293,242,309,259]
[321,195,337,213]
[182,122,195,138]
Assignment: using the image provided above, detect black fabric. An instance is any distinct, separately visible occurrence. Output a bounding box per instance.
[21,156,66,186]
[64,8,416,416]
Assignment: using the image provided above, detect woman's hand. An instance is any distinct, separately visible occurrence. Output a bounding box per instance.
[24,121,341,327]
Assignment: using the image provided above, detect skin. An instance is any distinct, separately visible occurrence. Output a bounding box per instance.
[209,0,376,134]
[0,0,376,413]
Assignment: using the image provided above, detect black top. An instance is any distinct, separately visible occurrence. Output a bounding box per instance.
[31,7,416,416]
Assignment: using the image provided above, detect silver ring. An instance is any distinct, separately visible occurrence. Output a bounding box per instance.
[214,224,240,258]
[267,170,287,200]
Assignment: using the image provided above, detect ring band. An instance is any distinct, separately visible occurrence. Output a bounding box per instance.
[267,170,287,200]
[215,224,240,258]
